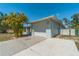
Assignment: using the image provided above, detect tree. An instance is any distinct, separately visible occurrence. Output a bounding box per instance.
[5,12,28,37]
[71,13,79,28]
[71,13,79,36]
[63,18,71,36]
[0,12,9,33]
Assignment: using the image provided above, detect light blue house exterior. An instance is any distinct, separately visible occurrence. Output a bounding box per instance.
[31,16,64,38]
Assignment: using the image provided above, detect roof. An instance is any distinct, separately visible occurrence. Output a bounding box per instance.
[31,15,65,28]
[31,15,56,23]
[31,15,62,25]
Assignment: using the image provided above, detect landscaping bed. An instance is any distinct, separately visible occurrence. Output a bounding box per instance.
[0,33,14,42]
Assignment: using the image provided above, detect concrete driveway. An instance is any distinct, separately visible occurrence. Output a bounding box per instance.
[0,36,79,56]
[13,38,79,56]
[0,36,46,56]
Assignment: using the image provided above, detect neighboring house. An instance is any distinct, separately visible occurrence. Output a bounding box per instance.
[23,23,31,36]
[31,16,64,38]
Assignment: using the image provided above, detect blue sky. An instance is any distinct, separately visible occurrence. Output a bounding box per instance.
[0,3,79,22]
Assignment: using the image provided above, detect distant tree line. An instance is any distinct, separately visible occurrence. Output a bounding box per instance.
[0,12,28,37]
[63,13,79,29]
[63,13,79,36]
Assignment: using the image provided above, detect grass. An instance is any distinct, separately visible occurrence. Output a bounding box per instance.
[0,33,14,42]
[75,42,79,50]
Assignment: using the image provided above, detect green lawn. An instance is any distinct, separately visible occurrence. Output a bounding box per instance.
[0,33,14,42]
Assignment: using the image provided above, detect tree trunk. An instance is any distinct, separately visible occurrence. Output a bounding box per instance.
[69,28,71,36]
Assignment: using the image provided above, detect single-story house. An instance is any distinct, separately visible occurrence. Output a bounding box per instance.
[31,16,64,38]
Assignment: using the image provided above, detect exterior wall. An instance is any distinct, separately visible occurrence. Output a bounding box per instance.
[60,29,75,36]
[32,18,60,38]
[32,29,52,38]
[51,21,60,37]
[32,32,49,38]
[32,19,51,32]
[32,19,52,38]
[46,29,52,38]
